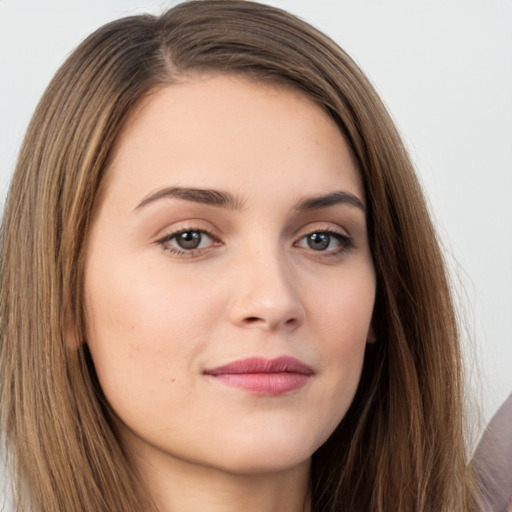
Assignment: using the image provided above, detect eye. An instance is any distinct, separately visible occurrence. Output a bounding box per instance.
[158,229,217,255]
[296,230,353,254]
[306,232,333,251]
[173,230,205,250]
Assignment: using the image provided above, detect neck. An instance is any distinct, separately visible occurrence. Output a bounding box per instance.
[133,449,311,512]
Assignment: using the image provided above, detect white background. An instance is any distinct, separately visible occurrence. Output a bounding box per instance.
[1,0,511,435]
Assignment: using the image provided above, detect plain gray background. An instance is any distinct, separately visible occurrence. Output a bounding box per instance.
[1,0,511,438]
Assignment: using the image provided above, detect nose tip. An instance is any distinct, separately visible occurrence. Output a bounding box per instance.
[228,261,305,332]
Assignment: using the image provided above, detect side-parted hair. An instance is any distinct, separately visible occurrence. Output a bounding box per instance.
[0,2,478,511]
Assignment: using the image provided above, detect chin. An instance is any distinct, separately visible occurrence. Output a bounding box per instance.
[216,452,312,476]
[205,429,324,476]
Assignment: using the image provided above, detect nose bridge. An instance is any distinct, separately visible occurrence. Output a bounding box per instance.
[228,238,304,331]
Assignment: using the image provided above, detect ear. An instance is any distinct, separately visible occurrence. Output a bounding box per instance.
[367,324,377,343]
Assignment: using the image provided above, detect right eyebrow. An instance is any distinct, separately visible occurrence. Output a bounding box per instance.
[133,186,245,212]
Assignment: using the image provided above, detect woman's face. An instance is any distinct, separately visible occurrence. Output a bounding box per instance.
[84,74,375,477]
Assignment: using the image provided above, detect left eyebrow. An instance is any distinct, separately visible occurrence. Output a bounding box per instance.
[295,191,366,213]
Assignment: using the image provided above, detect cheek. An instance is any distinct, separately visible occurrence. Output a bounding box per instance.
[86,254,220,341]
[309,265,375,344]
[83,259,222,407]
[305,266,375,419]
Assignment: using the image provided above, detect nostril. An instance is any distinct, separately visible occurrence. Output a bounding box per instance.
[242,316,299,329]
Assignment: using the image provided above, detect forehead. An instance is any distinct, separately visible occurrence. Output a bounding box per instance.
[103,73,363,207]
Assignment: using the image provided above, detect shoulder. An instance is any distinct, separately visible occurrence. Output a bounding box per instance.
[472,394,512,512]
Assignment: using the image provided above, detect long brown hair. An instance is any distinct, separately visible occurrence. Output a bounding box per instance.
[0,1,478,511]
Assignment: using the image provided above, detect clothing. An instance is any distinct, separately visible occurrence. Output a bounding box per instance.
[472,394,512,512]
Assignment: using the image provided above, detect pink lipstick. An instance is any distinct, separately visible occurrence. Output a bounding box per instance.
[204,356,313,395]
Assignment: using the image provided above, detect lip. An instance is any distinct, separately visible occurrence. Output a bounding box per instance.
[204,356,314,396]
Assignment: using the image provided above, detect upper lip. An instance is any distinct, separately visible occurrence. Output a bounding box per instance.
[204,356,314,376]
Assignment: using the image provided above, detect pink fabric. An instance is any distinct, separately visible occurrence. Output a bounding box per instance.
[472,394,512,512]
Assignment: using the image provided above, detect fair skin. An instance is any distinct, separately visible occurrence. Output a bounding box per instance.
[84,74,376,512]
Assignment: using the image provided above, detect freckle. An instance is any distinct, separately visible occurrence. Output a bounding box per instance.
[170,378,176,383]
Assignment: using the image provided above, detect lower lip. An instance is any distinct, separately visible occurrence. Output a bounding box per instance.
[208,372,311,395]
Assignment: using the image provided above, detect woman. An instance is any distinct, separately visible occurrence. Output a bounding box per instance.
[0,1,479,511]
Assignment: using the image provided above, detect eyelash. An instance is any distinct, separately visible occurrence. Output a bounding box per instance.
[156,226,354,259]
[157,227,220,257]
[295,227,354,258]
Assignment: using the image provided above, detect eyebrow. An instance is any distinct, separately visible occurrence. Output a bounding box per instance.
[295,191,366,213]
[134,186,365,214]
[135,187,244,211]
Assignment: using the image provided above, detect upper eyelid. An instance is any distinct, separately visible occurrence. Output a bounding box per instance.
[294,229,353,246]
[154,222,220,241]
[155,223,350,239]
[161,226,214,237]
[153,217,354,241]
[291,221,350,239]
[157,229,220,251]
[159,228,214,240]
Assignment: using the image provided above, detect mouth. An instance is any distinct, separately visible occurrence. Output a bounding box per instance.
[203,356,314,396]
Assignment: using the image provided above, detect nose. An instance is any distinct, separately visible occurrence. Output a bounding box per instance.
[228,248,305,332]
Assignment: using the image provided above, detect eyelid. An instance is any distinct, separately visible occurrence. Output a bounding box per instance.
[292,221,351,240]
[292,223,355,258]
[153,220,356,260]
[155,224,222,257]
